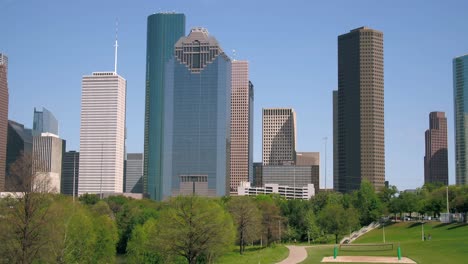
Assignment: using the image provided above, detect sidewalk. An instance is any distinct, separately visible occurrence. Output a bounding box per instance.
[276,246,308,264]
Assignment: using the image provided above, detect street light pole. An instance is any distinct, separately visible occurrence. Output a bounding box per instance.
[323,137,328,190]
[446,186,449,213]
[100,142,103,199]
[72,153,76,202]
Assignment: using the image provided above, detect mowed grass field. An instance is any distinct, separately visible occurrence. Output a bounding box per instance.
[218,245,289,264]
[301,221,468,264]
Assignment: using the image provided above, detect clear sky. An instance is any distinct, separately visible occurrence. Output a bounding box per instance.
[2,0,468,190]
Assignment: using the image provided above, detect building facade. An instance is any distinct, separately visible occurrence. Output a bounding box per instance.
[262,165,319,194]
[336,27,385,192]
[33,107,59,136]
[0,53,8,191]
[61,151,79,196]
[424,112,448,185]
[238,182,315,200]
[32,133,63,193]
[229,60,253,192]
[125,153,143,193]
[253,162,263,187]
[144,13,186,200]
[262,108,296,165]
[454,54,468,185]
[160,27,231,199]
[78,72,126,195]
[5,120,33,191]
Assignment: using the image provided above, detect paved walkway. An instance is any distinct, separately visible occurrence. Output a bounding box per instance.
[277,246,308,264]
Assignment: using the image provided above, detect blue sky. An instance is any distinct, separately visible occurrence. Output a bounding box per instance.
[1,0,467,190]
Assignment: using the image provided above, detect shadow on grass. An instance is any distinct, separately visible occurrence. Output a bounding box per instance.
[407,222,423,228]
[433,223,451,228]
[447,223,468,230]
[379,222,396,228]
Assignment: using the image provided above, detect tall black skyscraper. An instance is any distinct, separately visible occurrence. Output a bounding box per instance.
[336,27,385,193]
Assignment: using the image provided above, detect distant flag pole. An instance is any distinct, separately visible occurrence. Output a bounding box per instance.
[114,19,119,73]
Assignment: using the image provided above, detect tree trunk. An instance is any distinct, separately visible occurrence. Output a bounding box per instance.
[335,234,338,244]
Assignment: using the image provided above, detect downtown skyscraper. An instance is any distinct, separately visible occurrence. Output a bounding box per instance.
[424,112,448,185]
[144,13,185,200]
[33,107,59,136]
[336,27,385,193]
[262,108,296,165]
[454,54,468,185]
[78,71,126,195]
[0,53,8,191]
[157,27,231,199]
[229,60,254,192]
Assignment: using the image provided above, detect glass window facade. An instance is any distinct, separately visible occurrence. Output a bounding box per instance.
[161,29,231,199]
[454,55,468,185]
[33,107,58,136]
[144,13,186,200]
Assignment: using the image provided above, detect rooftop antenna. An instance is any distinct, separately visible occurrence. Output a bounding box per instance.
[114,18,119,73]
[232,49,237,61]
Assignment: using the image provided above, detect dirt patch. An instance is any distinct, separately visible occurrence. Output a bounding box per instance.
[321,256,416,263]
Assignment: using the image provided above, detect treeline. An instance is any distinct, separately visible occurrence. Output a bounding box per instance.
[2,177,468,263]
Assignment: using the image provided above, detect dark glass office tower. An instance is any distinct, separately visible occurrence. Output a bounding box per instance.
[454,54,468,185]
[144,13,185,200]
[5,120,33,191]
[0,53,8,191]
[336,27,385,193]
[161,27,231,199]
[61,151,79,196]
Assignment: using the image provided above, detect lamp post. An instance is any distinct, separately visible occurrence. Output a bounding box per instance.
[72,153,76,202]
[100,142,103,199]
[323,137,328,189]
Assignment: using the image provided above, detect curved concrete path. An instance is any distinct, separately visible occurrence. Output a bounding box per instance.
[277,246,308,264]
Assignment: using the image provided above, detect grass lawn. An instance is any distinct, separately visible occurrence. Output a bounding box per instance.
[217,245,289,264]
[301,221,468,264]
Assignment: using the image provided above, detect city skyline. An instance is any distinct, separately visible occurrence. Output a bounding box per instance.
[2,0,468,190]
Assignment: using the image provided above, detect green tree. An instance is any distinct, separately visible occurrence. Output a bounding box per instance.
[317,204,359,244]
[79,193,99,205]
[353,181,383,225]
[227,196,262,254]
[452,194,468,222]
[279,199,310,241]
[304,211,320,243]
[155,196,235,264]
[257,198,282,246]
[126,218,164,264]
[0,154,54,264]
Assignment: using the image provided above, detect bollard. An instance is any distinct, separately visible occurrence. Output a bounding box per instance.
[397,244,402,260]
[333,245,338,259]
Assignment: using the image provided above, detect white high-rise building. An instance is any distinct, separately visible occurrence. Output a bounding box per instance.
[32,133,63,193]
[262,108,296,165]
[78,72,126,195]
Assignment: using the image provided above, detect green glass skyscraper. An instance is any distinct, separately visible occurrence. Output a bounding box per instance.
[144,13,185,200]
[454,54,468,185]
